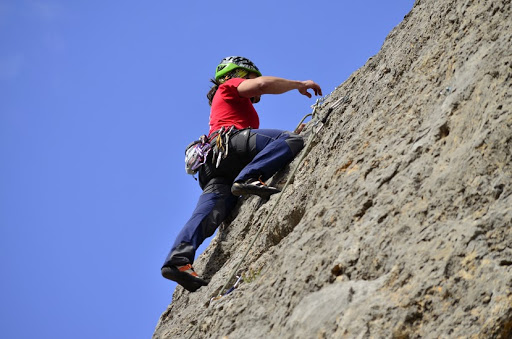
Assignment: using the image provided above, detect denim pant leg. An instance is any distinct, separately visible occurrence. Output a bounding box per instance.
[162,181,237,267]
[234,129,304,183]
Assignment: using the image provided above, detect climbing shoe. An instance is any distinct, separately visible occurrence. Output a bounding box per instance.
[231,178,281,198]
[161,264,208,292]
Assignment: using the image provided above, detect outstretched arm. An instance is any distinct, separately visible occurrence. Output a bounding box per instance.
[237,76,323,99]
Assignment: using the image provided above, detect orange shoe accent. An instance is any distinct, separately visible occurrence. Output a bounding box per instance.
[258,176,267,186]
[177,264,199,277]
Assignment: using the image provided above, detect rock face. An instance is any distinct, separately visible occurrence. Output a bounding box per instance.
[154,0,512,337]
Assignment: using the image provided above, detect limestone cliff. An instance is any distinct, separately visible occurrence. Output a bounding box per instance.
[154,0,512,337]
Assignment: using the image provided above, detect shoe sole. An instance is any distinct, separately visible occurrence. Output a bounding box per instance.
[231,183,280,198]
[161,266,208,292]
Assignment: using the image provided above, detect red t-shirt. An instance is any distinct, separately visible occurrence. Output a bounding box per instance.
[209,78,260,136]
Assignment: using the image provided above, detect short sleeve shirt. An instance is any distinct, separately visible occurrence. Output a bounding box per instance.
[209,78,260,136]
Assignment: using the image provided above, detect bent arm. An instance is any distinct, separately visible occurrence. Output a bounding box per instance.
[237,76,322,99]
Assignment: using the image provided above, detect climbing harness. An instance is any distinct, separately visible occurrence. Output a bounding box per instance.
[184,126,238,176]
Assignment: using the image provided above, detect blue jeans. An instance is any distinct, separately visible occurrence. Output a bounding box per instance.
[162,129,303,267]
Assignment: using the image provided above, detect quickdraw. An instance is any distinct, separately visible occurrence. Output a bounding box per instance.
[209,275,243,304]
[211,126,236,169]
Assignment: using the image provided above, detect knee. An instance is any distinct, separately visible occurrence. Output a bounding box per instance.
[284,132,304,156]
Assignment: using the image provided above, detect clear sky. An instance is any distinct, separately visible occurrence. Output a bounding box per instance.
[1,1,415,338]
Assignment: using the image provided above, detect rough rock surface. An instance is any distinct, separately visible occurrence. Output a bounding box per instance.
[154,0,512,337]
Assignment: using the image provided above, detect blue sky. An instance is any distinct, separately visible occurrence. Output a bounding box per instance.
[0,1,415,338]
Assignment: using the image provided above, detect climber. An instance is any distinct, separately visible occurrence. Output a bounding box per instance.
[161,56,322,292]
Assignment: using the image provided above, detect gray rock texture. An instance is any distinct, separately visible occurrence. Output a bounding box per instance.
[154,0,512,337]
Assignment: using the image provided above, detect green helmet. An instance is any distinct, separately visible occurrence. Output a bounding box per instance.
[215,56,262,81]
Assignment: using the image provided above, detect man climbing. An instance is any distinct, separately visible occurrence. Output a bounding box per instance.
[161,56,322,292]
